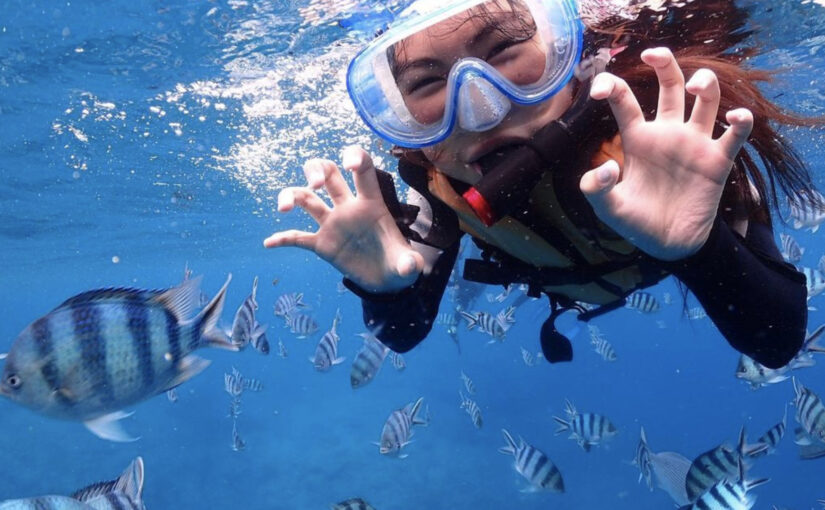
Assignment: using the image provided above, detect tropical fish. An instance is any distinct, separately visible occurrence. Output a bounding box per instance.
[626,291,660,313]
[388,351,405,371]
[285,311,319,338]
[679,457,768,510]
[0,276,236,441]
[311,310,344,371]
[801,267,825,300]
[230,276,269,355]
[735,325,824,388]
[350,333,389,389]
[792,378,825,444]
[166,388,179,404]
[633,426,691,506]
[789,190,825,233]
[459,310,509,341]
[459,391,483,429]
[377,397,427,458]
[0,457,145,510]
[684,427,764,503]
[498,429,564,493]
[330,498,376,510]
[748,406,786,458]
[520,347,535,367]
[552,399,618,452]
[460,371,475,395]
[274,292,307,318]
[687,307,707,320]
[591,337,617,362]
[779,233,805,263]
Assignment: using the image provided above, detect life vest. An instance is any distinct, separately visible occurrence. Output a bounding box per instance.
[424,135,669,305]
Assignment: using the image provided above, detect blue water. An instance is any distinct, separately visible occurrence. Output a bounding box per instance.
[1,0,825,508]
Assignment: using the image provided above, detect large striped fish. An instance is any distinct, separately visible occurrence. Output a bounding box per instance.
[552,399,618,452]
[748,406,787,458]
[0,276,236,441]
[0,457,145,510]
[498,429,564,493]
[377,397,428,458]
[679,457,768,510]
[735,325,825,389]
[230,276,269,355]
[633,426,691,506]
[792,378,825,444]
[788,190,825,233]
[350,333,389,389]
[779,233,804,263]
[684,427,764,503]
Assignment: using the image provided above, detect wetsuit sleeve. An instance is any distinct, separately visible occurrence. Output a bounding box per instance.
[661,216,807,369]
[343,240,460,353]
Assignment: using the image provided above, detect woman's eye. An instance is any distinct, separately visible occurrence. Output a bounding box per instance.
[409,76,444,93]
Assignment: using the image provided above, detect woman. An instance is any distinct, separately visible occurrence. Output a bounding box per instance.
[264,0,817,368]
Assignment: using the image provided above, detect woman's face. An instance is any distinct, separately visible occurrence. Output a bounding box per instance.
[392,0,574,183]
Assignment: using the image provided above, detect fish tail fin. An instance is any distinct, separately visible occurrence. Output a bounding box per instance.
[552,416,570,435]
[738,425,768,458]
[805,324,825,354]
[409,397,428,426]
[498,428,517,455]
[564,398,577,417]
[192,274,238,351]
[459,311,477,330]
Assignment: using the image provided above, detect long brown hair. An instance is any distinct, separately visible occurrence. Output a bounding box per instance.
[586,0,823,226]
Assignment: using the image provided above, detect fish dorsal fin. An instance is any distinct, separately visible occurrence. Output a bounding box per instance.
[251,276,259,308]
[71,480,118,502]
[54,287,161,311]
[153,275,203,322]
[113,457,145,502]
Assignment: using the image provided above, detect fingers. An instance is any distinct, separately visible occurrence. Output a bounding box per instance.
[277,187,330,222]
[718,108,754,161]
[304,158,353,205]
[263,229,316,250]
[341,146,383,200]
[591,72,645,132]
[641,47,685,122]
[579,160,622,216]
[686,68,721,136]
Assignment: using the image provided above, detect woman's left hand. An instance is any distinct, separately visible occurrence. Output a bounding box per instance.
[579,47,753,261]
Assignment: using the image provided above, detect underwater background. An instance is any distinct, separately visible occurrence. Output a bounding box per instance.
[1,0,825,508]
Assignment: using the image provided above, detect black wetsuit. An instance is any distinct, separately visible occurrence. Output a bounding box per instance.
[343,161,808,369]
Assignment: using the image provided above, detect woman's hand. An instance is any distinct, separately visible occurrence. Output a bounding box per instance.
[579,47,754,261]
[263,146,424,293]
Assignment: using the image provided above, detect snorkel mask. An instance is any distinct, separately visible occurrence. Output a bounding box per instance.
[346,0,584,148]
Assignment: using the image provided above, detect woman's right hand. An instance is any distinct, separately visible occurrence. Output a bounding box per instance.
[263,146,425,293]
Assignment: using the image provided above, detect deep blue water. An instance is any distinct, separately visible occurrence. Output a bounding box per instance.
[1,0,825,508]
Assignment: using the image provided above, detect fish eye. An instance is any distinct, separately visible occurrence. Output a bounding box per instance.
[5,373,21,389]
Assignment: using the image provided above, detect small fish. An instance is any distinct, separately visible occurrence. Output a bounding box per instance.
[231,420,245,452]
[285,311,319,338]
[625,291,660,313]
[274,292,307,318]
[0,275,236,442]
[330,498,376,510]
[276,339,288,358]
[663,292,673,306]
[520,347,536,367]
[435,312,458,328]
[311,310,344,371]
[792,378,825,444]
[498,429,564,493]
[680,457,769,510]
[687,307,707,320]
[684,427,764,502]
[230,276,269,355]
[552,399,618,452]
[350,333,389,389]
[388,351,405,371]
[460,371,475,395]
[801,267,825,300]
[459,310,507,341]
[228,398,242,420]
[377,397,428,458]
[789,190,825,233]
[779,233,805,263]
[0,457,145,510]
[748,406,787,458]
[591,337,617,362]
[224,369,244,398]
[459,391,483,429]
[633,427,691,506]
[166,388,179,403]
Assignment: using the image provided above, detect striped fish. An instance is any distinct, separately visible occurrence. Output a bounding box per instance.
[748,406,786,458]
[684,427,763,502]
[736,325,825,389]
[459,391,483,429]
[779,233,804,263]
[350,333,389,389]
[0,275,236,442]
[789,190,825,233]
[792,378,825,444]
[166,388,178,403]
[680,457,768,510]
[0,457,145,510]
[230,276,269,355]
[388,351,405,371]
[224,369,244,398]
[273,292,306,318]
[459,311,507,341]
[498,429,564,493]
[591,337,617,362]
[377,397,428,458]
[285,311,319,338]
[520,347,536,367]
[552,399,618,452]
[625,291,660,313]
[687,307,707,320]
[311,310,343,371]
[801,267,825,300]
[633,427,691,506]
[460,371,475,395]
[330,498,376,510]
